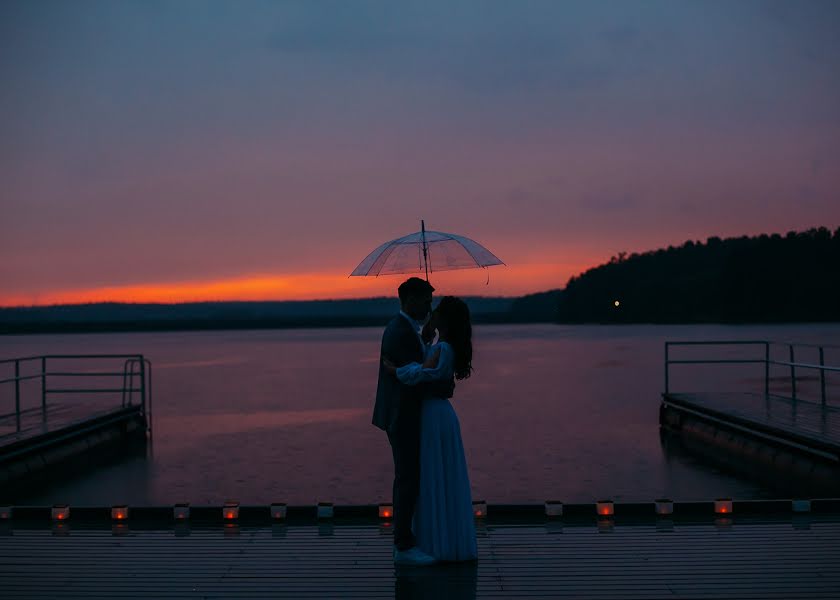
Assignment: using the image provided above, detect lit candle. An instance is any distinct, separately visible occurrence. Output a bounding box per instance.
[271,503,287,520]
[223,501,240,521]
[52,505,70,521]
[111,505,129,521]
[714,498,733,515]
[174,503,190,520]
[472,500,487,518]
[378,504,393,519]
[596,500,614,517]
[655,499,673,516]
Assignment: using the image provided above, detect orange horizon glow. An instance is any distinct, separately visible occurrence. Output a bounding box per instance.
[0,261,596,308]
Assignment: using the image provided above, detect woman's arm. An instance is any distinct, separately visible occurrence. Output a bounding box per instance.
[392,343,453,386]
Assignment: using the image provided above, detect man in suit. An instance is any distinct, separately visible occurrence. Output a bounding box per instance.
[373,277,455,566]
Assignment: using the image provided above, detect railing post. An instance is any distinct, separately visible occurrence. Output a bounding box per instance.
[140,357,146,416]
[789,344,796,401]
[15,359,21,433]
[664,342,669,394]
[819,347,826,406]
[41,356,47,418]
[764,342,770,397]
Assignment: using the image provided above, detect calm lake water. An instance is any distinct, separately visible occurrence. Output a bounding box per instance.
[2,323,839,505]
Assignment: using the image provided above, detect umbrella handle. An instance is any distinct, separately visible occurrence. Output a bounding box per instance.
[421,219,429,282]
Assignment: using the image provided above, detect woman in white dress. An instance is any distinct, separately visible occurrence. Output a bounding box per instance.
[383,296,478,562]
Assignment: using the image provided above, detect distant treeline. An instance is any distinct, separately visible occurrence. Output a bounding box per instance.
[557,227,840,323]
[0,296,554,335]
[3,227,837,334]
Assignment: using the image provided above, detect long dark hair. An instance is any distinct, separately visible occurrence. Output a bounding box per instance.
[435,296,473,380]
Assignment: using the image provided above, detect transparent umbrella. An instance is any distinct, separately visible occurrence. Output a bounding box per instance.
[350,220,505,281]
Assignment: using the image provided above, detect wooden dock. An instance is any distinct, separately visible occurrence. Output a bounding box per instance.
[2,514,840,599]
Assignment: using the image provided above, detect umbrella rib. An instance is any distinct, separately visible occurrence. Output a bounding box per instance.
[368,243,400,277]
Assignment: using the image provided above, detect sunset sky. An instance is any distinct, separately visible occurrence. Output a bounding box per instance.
[2,0,839,307]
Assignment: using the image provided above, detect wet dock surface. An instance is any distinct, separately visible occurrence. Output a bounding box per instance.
[3,515,840,599]
[663,392,840,458]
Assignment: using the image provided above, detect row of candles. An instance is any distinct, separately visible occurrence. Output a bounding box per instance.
[0,498,814,522]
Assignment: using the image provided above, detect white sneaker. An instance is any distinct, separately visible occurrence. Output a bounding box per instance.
[393,546,437,566]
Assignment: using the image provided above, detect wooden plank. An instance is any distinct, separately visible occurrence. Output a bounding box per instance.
[2,520,840,599]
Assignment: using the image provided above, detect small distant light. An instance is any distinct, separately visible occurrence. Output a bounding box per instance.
[714,498,733,515]
[545,501,563,518]
[0,506,11,520]
[792,499,811,513]
[317,502,334,519]
[223,500,240,521]
[596,500,614,517]
[111,505,129,521]
[655,499,674,516]
[473,500,487,518]
[614,300,620,307]
[271,503,287,520]
[174,503,191,520]
[378,503,393,519]
[52,505,70,521]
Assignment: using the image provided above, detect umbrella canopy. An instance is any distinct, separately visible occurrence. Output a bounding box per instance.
[350,220,505,280]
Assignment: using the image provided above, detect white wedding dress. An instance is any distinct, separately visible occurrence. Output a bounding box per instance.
[396,341,478,562]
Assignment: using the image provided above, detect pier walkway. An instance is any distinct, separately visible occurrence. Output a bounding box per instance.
[3,512,840,599]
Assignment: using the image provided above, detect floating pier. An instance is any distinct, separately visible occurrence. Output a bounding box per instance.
[0,355,151,489]
[660,341,840,494]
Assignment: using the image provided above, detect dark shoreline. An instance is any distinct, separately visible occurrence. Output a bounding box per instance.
[3,316,838,336]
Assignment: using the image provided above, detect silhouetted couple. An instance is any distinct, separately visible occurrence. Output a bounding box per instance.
[373,277,478,566]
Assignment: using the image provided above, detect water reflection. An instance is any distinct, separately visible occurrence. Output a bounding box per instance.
[395,561,478,600]
[4,323,840,504]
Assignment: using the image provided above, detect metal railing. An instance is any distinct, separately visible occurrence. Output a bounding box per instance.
[0,354,152,435]
[665,340,839,405]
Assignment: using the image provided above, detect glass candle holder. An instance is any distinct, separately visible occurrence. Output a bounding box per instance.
[223,501,240,521]
[271,503,287,520]
[596,500,614,517]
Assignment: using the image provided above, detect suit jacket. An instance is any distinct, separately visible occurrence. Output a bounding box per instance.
[372,314,455,435]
